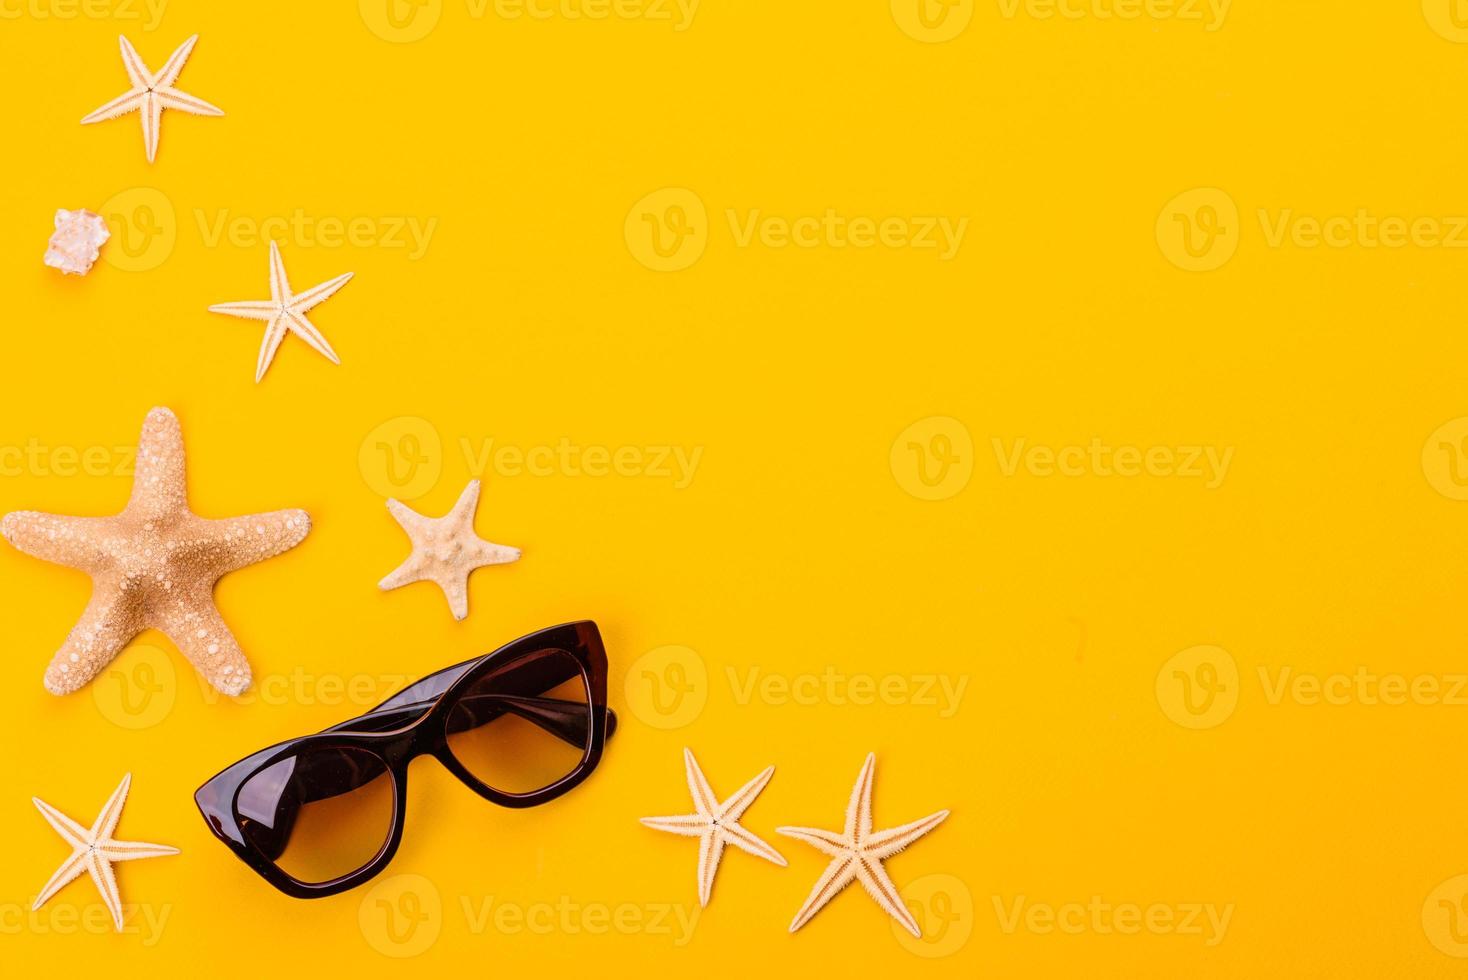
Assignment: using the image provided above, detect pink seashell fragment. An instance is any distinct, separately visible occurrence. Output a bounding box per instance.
[44,208,111,276]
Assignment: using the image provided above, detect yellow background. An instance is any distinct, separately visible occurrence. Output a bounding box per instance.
[4,0,1468,975]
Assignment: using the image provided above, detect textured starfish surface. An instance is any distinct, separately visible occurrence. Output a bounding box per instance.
[778,753,949,937]
[1,408,311,696]
[379,480,520,621]
[32,774,178,932]
[209,241,354,383]
[641,748,787,906]
[81,35,223,163]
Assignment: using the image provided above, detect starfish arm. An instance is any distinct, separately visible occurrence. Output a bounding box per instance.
[855,857,921,937]
[198,509,311,574]
[81,88,145,124]
[151,34,198,88]
[153,596,252,696]
[384,497,429,535]
[268,241,291,304]
[100,839,180,862]
[90,773,132,840]
[127,408,188,520]
[716,764,775,822]
[844,753,877,841]
[776,825,850,858]
[445,480,483,533]
[717,822,787,867]
[1,511,115,568]
[290,272,354,313]
[430,567,472,621]
[117,35,151,88]
[683,748,718,817]
[787,856,856,933]
[283,310,341,364]
[208,301,279,322]
[378,553,430,591]
[696,831,725,907]
[639,814,712,837]
[155,86,225,117]
[863,809,950,860]
[87,850,125,932]
[467,537,521,567]
[254,316,289,383]
[43,591,142,696]
[32,849,88,910]
[33,798,89,847]
[141,89,161,163]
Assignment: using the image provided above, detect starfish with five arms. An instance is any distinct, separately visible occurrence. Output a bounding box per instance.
[641,748,787,906]
[1,408,311,696]
[209,241,355,383]
[81,35,223,163]
[778,753,949,937]
[32,774,178,932]
[379,480,520,621]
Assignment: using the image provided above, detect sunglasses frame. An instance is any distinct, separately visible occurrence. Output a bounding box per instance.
[195,621,615,898]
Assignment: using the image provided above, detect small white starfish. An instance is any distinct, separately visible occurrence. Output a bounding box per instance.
[641,748,787,907]
[779,753,949,937]
[379,480,520,621]
[81,35,223,163]
[32,774,178,932]
[209,241,354,383]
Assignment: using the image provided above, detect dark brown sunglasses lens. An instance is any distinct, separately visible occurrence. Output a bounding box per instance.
[445,648,592,794]
[236,746,395,884]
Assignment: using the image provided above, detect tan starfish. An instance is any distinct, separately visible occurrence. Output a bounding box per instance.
[779,753,949,937]
[641,748,786,906]
[33,774,178,932]
[379,479,519,621]
[209,241,354,383]
[1,408,311,696]
[81,35,223,163]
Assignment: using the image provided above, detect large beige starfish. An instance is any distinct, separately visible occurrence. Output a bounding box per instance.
[779,753,949,937]
[209,241,354,383]
[379,480,520,621]
[1,408,311,696]
[641,748,786,906]
[33,773,178,932]
[81,35,223,163]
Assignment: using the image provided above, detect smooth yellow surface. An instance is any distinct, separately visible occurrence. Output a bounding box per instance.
[3,1,1468,975]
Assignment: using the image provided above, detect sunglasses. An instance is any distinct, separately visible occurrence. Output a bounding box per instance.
[195,621,616,897]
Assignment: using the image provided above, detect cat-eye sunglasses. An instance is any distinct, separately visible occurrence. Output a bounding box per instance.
[195,621,616,897]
